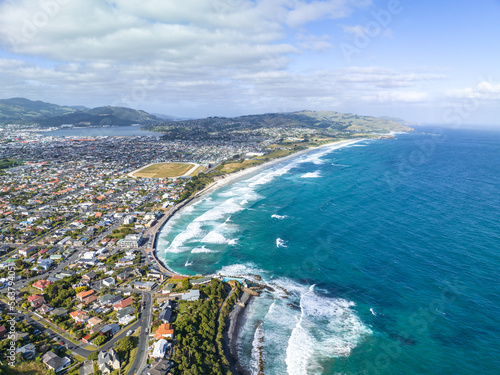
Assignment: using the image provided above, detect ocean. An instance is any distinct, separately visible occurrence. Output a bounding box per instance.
[157,128,500,375]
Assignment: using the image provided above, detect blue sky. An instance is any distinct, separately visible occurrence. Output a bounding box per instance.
[0,0,499,125]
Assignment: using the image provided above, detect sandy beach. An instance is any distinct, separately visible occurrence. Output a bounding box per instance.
[197,138,364,196]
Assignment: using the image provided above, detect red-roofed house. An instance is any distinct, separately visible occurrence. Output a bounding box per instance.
[70,311,89,324]
[32,280,53,291]
[153,323,174,339]
[28,295,46,308]
[113,297,133,311]
[76,289,96,302]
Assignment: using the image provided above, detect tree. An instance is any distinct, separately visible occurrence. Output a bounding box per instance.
[94,335,107,346]
[75,286,87,294]
[87,351,98,361]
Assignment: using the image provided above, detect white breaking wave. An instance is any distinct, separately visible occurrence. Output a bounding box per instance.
[166,221,204,253]
[271,214,288,220]
[285,284,372,374]
[217,263,268,280]
[194,197,245,222]
[191,246,218,254]
[301,171,321,178]
[202,231,228,244]
[250,323,265,375]
[235,276,372,375]
[276,238,288,248]
[370,308,377,316]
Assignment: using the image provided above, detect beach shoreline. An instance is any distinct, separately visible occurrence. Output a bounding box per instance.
[151,138,365,276]
[149,137,366,374]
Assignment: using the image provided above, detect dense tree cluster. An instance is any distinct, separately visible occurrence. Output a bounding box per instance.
[172,279,231,375]
[177,174,213,202]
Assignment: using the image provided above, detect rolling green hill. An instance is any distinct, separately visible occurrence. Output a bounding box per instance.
[0,98,79,125]
[145,110,414,139]
[0,98,161,126]
[36,106,161,127]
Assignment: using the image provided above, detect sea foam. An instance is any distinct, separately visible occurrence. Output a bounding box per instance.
[301,171,321,178]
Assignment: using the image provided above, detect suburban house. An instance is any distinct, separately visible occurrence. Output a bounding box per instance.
[151,339,170,358]
[82,294,98,304]
[79,360,94,375]
[158,307,172,323]
[32,279,53,291]
[97,349,121,375]
[16,343,36,359]
[19,246,37,257]
[87,316,103,328]
[153,323,174,339]
[82,271,97,282]
[117,306,135,319]
[50,307,68,317]
[37,304,53,315]
[118,314,134,325]
[42,351,71,372]
[134,281,157,290]
[147,359,174,375]
[100,323,120,337]
[76,289,96,302]
[90,322,107,335]
[98,294,122,307]
[28,295,46,308]
[113,297,133,311]
[102,277,115,287]
[70,310,90,324]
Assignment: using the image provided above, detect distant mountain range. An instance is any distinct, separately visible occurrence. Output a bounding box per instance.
[0,98,161,126]
[0,98,414,133]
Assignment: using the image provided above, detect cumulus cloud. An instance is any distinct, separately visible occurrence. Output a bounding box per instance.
[446,81,500,100]
[0,0,455,118]
[0,0,361,64]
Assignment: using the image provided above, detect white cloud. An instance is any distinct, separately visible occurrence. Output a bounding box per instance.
[0,0,362,64]
[0,0,482,122]
[342,25,367,36]
[445,81,500,100]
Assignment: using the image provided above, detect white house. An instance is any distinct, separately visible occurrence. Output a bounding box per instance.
[102,277,115,287]
[151,339,170,358]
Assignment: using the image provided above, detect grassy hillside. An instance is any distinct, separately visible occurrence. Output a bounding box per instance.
[145,110,414,139]
[0,98,161,127]
[0,98,78,125]
[36,106,161,127]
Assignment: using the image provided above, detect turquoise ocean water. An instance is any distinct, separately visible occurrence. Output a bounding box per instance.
[157,128,500,374]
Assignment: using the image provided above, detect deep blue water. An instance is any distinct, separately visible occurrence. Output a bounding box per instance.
[157,128,500,374]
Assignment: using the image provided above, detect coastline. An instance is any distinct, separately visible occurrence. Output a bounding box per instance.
[151,138,365,277]
[149,138,365,374]
[150,138,365,275]
[196,138,365,198]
